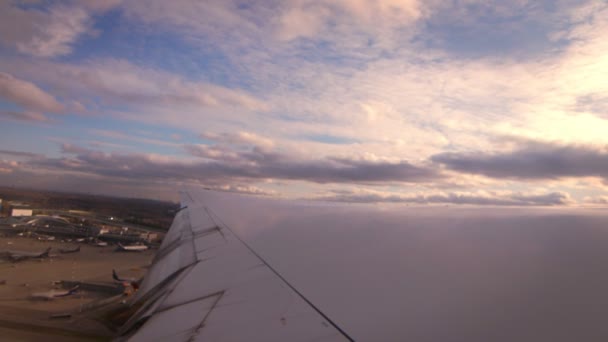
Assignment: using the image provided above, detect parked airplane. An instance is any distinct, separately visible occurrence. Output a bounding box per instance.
[30,285,79,300]
[115,243,148,252]
[0,247,52,262]
[58,246,80,254]
[112,269,141,290]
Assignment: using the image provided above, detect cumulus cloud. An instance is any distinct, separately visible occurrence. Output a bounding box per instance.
[0,72,63,113]
[313,188,573,206]
[432,141,608,181]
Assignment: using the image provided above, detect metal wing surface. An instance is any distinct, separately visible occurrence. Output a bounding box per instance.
[117,190,352,342]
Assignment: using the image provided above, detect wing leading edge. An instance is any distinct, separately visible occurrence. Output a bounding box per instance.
[116,190,352,342]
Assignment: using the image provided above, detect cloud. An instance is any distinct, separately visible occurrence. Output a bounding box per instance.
[21,143,441,187]
[200,131,275,149]
[208,184,277,196]
[432,141,608,181]
[0,72,63,113]
[3,0,607,162]
[275,0,423,41]
[2,0,608,203]
[576,94,608,119]
[61,143,96,155]
[2,58,268,119]
[313,188,573,206]
[114,0,608,155]
[91,129,179,147]
[9,142,581,206]
[0,2,97,57]
[124,0,425,45]
[0,110,49,122]
[583,196,608,205]
[0,149,41,158]
[185,144,440,183]
[0,159,19,173]
[419,0,581,59]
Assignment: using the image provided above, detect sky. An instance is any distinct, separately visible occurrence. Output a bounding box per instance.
[0,0,607,205]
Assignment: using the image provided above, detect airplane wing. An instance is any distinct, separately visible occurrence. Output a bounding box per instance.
[116,190,353,341]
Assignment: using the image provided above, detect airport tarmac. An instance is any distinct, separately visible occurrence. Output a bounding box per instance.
[0,236,154,341]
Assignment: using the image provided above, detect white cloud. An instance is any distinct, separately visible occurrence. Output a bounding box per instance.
[200,131,275,150]
[276,5,328,41]
[0,1,105,57]
[0,72,63,113]
[276,0,424,41]
[0,58,268,126]
[16,6,90,57]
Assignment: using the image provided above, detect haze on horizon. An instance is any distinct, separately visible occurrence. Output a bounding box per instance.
[1,0,608,205]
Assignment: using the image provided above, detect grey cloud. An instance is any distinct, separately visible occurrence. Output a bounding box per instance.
[0,149,42,158]
[576,94,608,118]
[61,143,98,155]
[0,166,270,201]
[315,190,572,206]
[0,110,49,122]
[28,143,440,186]
[0,160,19,172]
[206,184,276,196]
[185,144,440,183]
[432,142,608,180]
